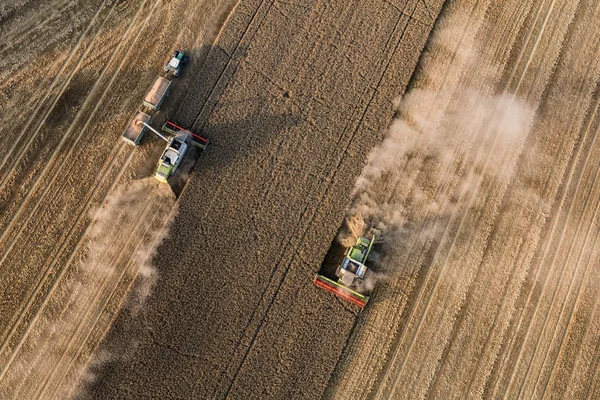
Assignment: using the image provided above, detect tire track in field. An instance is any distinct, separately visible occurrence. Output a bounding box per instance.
[518,89,600,399]
[217,2,423,397]
[168,0,270,235]
[209,2,357,393]
[450,2,600,394]
[375,0,564,397]
[516,22,600,394]
[32,196,159,399]
[560,193,600,396]
[514,144,600,400]
[537,177,600,398]
[0,146,133,383]
[0,0,149,261]
[487,45,598,400]
[470,64,600,399]
[190,0,269,133]
[0,0,114,189]
[178,0,274,355]
[492,10,600,398]
[0,0,164,372]
[60,202,172,400]
[0,0,79,54]
[334,1,525,396]
[0,0,158,308]
[358,0,489,364]
[414,0,578,394]
[10,192,155,398]
[578,307,600,398]
[349,2,492,394]
[0,0,158,358]
[366,0,515,392]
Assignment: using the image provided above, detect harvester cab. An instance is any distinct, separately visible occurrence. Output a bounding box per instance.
[164,50,188,77]
[314,235,376,308]
[155,132,188,182]
[154,121,208,183]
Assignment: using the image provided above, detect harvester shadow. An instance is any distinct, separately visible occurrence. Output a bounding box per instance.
[165,109,304,198]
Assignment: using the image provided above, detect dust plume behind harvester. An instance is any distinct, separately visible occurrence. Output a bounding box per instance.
[119,50,208,188]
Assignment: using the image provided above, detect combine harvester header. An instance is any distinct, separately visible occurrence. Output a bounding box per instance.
[314,235,376,308]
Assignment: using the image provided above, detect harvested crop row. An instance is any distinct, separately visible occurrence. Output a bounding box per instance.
[326,0,539,396]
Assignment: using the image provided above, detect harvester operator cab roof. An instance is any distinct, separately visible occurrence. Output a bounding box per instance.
[168,58,180,69]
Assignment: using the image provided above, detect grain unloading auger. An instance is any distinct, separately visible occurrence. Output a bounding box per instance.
[314,235,375,308]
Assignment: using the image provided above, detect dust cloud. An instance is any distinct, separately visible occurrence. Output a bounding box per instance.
[71,178,177,387]
[3,179,177,399]
[344,11,536,273]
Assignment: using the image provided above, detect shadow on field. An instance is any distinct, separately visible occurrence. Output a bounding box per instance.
[173,111,303,196]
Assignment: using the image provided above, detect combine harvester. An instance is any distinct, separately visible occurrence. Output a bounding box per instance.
[314,235,376,308]
[154,121,208,182]
[128,119,208,182]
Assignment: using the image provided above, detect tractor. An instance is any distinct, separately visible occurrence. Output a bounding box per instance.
[164,50,189,77]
